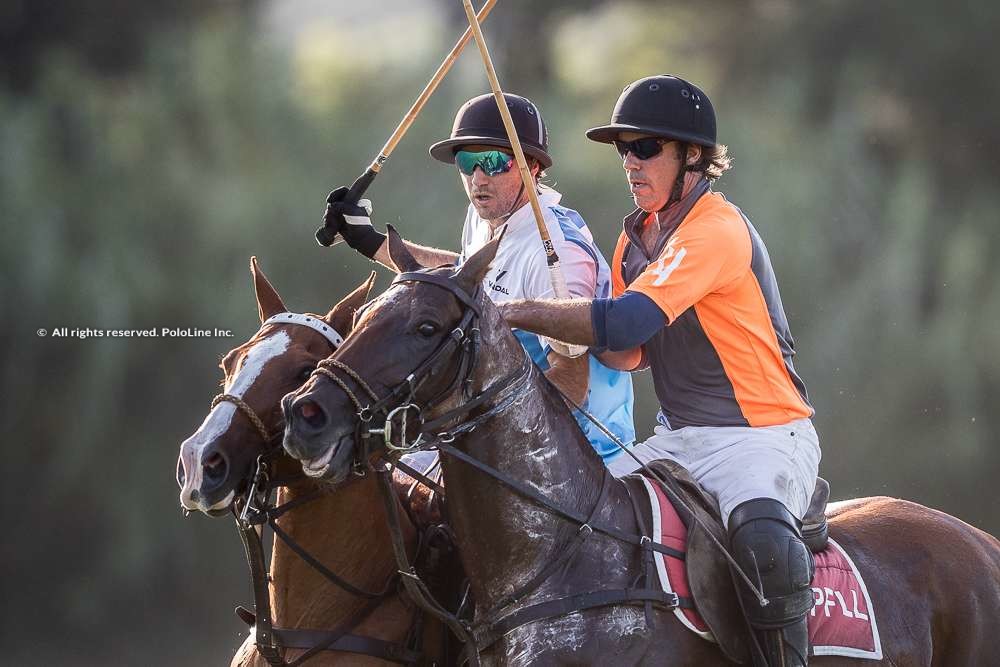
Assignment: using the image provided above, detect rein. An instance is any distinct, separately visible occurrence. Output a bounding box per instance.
[232,455,426,667]
[315,271,687,664]
[211,313,434,666]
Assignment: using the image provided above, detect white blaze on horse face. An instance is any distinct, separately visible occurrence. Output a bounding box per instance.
[179,331,291,510]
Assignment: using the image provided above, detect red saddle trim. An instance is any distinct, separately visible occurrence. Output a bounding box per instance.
[640,477,883,660]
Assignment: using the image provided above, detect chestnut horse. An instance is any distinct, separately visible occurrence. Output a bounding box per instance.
[178,258,459,666]
[282,229,1000,666]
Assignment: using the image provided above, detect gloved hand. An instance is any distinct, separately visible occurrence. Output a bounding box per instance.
[323,186,386,259]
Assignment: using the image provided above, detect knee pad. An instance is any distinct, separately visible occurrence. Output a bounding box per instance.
[728,498,815,628]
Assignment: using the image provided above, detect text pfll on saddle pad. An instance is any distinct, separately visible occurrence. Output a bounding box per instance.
[638,477,884,660]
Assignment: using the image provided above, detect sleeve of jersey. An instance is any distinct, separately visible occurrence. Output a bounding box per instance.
[626,214,751,323]
[591,291,666,351]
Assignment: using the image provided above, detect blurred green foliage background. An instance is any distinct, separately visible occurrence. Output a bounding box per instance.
[3,1,998,664]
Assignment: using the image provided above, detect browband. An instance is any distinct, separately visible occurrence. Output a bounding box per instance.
[262,312,344,349]
[393,271,482,315]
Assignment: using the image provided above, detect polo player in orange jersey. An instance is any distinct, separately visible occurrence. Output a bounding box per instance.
[500,75,820,667]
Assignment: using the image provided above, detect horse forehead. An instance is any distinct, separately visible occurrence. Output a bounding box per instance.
[373,284,414,311]
[224,330,291,395]
[363,281,463,322]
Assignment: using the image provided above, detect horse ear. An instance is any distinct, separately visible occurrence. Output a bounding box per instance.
[386,224,423,273]
[324,271,376,333]
[251,256,288,323]
[456,226,506,293]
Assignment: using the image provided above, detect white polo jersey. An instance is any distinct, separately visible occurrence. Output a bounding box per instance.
[457,187,636,460]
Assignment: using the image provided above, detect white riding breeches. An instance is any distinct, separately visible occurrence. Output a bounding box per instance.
[607,417,821,527]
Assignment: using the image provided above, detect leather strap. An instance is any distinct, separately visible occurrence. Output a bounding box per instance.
[262,311,345,349]
[269,517,395,599]
[417,362,531,440]
[475,588,685,652]
[624,475,658,628]
[271,626,423,666]
[236,517,284,665]
[394,271,482,316]
[393,458,446,497]
[437,442,685,560]
[280,594,387,667]
[482,471,610,619]
[375,467,478,653]
[232,474,428,666]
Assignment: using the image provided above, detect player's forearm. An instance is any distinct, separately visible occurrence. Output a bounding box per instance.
[544,352,589,405]
[373,239,459,271]
[498,299,596,346]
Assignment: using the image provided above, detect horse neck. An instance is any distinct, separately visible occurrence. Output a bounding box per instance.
[268,476,413,628]
[436,306,608,606]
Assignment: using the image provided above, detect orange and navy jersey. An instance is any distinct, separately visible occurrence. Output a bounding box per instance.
[612,185,813,428]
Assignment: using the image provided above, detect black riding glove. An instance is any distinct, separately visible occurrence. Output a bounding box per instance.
[323,186,386,259]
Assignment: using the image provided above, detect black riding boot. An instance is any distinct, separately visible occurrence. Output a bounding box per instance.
[728,498,814,667]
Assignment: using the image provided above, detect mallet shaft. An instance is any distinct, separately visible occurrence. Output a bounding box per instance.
[460,0,554,254]
[317,0,498,247]
[369,0,499,173]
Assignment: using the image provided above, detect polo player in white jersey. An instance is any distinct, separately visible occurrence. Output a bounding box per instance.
[320,93,635,460]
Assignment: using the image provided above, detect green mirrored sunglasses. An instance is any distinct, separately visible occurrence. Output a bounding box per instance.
[455,149,514,176]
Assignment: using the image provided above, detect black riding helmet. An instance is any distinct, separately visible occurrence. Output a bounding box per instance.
[429,93,553,168]
[588,75,717,209]
[586,75,716,148]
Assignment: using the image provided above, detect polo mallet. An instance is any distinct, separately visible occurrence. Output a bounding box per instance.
[315,0,499,247]
[460,0,588,358]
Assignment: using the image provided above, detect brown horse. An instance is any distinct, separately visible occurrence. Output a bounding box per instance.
[282,229,1000,666]
[178,257,457,666]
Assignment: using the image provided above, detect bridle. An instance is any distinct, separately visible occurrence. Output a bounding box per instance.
[311,270,690,666]
[310,270,557,475]
[311,271,518,465]
[208,312,436,667]
[212,311,345,463]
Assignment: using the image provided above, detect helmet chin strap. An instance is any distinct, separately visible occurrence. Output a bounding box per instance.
[485,177,528,230]
[501,180,528,221]
[660,141,689,212]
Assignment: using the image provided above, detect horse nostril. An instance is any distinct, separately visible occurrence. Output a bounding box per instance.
[296,399,328,431]
[203,451,228,483]
[176,457,186,487]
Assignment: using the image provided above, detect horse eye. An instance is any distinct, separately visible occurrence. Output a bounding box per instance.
[417,322,439,337]
[299,367,313,382]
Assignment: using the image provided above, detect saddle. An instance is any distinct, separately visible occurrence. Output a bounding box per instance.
[632,460,830,664]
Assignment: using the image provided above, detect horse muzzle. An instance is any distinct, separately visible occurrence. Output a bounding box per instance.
[282,392,353,477]
[177,438,238,515]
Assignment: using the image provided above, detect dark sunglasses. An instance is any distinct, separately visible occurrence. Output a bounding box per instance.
[612,137,669,160]
[455,149,515,176]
